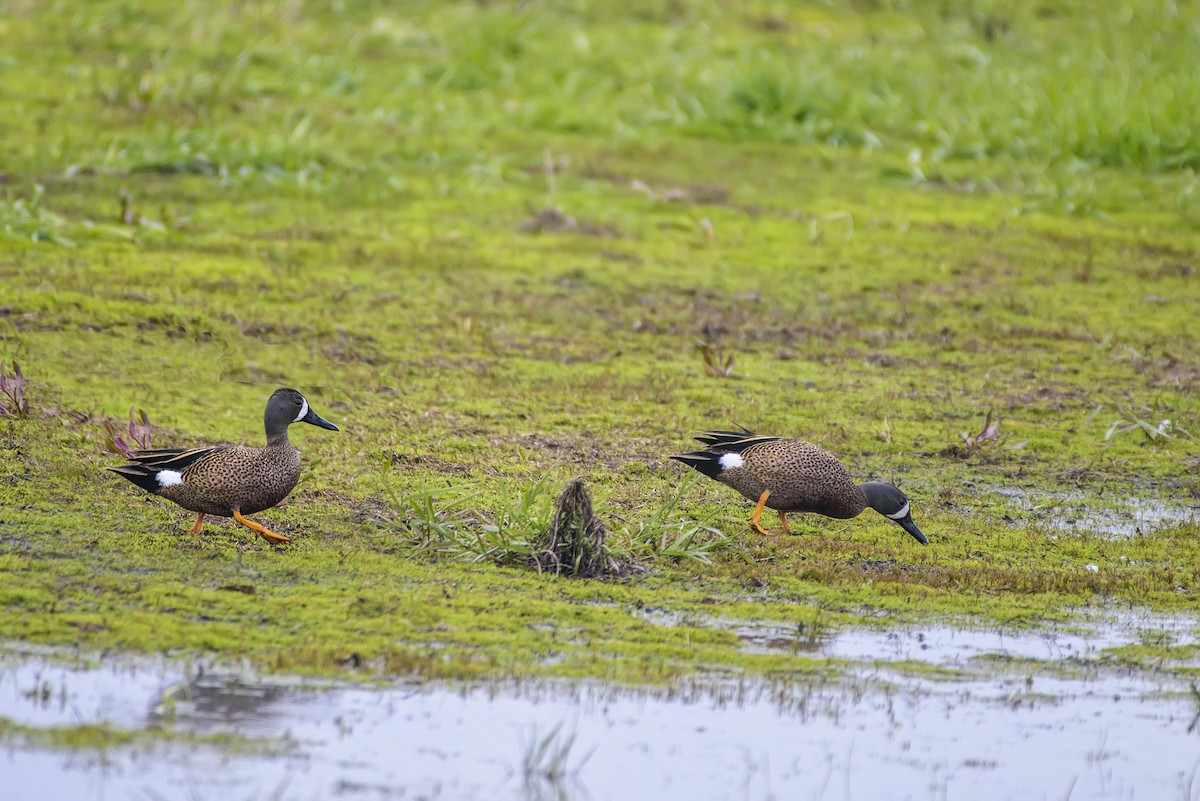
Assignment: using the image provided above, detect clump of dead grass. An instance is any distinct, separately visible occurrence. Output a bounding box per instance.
[533,479,624,578]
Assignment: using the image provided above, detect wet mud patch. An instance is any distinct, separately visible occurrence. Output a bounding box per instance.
[251,227,336,242]
[516,205,621,238]
[578,165,759,212]
[1049,498,1199,538]
[389,452,474,476]
[239,321,305,343]
[628,178,732,206]
[981,482,1199,538]
[579,166,731,202]
[486,432,615,469]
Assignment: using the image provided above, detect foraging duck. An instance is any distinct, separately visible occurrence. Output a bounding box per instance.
[671,427,928,545]
[108,388,338,544]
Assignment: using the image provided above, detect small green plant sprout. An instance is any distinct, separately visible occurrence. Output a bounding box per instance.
[151,681,192,722]
[103,406,153,456]
[0,186,75,246]
[117,188,167,232]
[879,416,893,444]
[384,484,481,557]
[1188,682,1200,735]
[694,338,735,378]
[0,360,29,417]
[539,149,569,201]
[519,722,592,791]
[1098,402,1195,443]
[616,475,730,565]
[807,210,854,244]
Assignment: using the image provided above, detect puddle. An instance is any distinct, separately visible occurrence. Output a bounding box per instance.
[980,484,1199,538]
[1050,498,1198,537]
[3,642,1200,801]
[637,604,1200,670]
[734,609,1200,668]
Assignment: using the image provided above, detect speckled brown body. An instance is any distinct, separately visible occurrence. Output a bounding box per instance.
[108,388,339,544]
[672,427,929,544]
[717,439,868,517]
[156,444,302,517]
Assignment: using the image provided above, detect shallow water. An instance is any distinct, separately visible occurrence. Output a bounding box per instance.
[983,484,1199,539]
[736,609,1200,666]
[4,623,1200,801]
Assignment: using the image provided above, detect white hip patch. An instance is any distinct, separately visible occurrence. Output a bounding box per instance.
[886,501,910,520]
[293,397,309,423]
[156,470,184,488]
[718,453,744,471]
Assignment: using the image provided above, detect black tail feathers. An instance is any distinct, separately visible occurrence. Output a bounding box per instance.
[107,465,164,494]
[669,451,727,480]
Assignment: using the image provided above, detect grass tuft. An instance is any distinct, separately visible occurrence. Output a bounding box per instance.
[520,722,592,791]
[1102,404,1196,444]
[0,187,75,246]
[534,478,620,578]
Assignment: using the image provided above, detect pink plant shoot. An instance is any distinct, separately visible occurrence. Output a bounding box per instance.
[104,406,153,456]
[0,360,29,417]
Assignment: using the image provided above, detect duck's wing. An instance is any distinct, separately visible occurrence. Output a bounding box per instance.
[108,446,233,493]
[124,446,230,472]
[692,427,781,451]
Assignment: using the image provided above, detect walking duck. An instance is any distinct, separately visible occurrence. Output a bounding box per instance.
[671,427,928,545]
[108,388,339,544]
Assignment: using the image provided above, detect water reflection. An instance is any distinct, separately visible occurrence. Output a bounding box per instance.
[3,628,1200,801]
[146,670,294,733]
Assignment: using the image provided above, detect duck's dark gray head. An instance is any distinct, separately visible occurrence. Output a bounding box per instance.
[860,482,928,545]
[265,388,338,443]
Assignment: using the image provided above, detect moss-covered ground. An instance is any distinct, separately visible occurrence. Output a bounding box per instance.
[2,0,1200,688]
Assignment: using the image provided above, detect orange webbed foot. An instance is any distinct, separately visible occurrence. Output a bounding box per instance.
[748,490,773,536]
[232,510,291,544]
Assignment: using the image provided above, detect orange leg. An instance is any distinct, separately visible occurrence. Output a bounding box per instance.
[748,490,772,536]
[190,513,206,534]
[777,511,792,536]
[232,510,291,545]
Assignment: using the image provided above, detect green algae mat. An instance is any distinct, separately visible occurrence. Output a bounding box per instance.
[2,0,1199,685]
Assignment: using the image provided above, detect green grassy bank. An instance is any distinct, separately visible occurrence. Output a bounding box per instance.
[1,0,1199,683]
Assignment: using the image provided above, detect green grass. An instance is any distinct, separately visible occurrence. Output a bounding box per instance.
[0,715,270,753]
[1,0,1199,686]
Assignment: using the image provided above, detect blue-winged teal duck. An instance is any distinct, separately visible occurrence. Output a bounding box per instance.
[671,427,928,545]
[108,388,338,544]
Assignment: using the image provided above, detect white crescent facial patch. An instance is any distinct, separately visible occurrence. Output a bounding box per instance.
[886,501,910,521]
[156,470,183,488]
[293,397,309,423]
[718,453,744,471]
